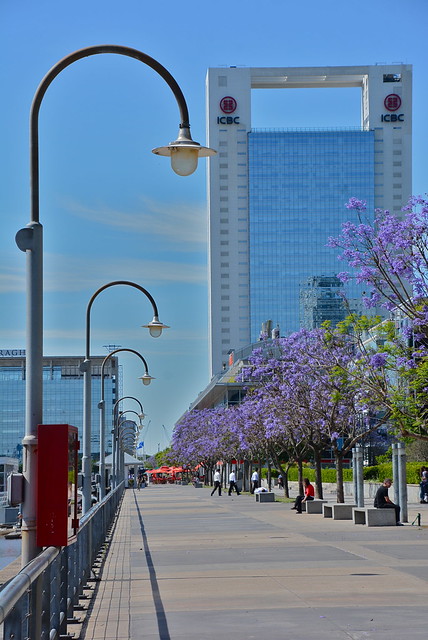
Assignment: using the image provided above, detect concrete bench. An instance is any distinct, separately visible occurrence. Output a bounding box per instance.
[353,507,396,526]
[193,482,202,488]
[302,499,327,514]
[323,503,356,520]
[255,492,275,503]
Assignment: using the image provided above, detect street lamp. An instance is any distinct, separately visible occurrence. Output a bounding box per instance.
[15,44,216,565]
[116,419,139,484]
[82,281,161,514]
[99,348,151,499]
[114,415,144,484]
[112,397,145,487]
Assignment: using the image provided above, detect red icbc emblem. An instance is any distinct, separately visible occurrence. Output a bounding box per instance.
[384,94,402,112]
[220,96,237,114]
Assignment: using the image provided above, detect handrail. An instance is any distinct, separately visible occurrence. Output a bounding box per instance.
[0,483,124,638]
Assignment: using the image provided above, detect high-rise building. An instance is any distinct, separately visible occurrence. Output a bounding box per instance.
[206,64,412,376]
[0,352,119,458]
[300,275,347,330]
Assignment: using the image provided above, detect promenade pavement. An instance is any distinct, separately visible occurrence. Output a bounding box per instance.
[80,484,428,640]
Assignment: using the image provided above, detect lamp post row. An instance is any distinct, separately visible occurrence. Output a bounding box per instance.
[15,44,216,565]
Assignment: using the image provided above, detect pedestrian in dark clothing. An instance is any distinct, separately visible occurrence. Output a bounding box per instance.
[374,478,401,525]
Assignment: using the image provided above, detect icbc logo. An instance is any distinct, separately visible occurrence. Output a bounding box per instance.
[220,96,237,114]
[384,94,401,111]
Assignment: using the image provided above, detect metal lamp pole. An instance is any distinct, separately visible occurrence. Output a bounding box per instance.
[82,281,163,514]
[112,396,145,487]
[98,348,151,499]
[15,44,215,564]
[116,420,139,484]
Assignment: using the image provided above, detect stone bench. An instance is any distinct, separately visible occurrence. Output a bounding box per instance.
[255,492,275,503]
[193,481,202,488]
[302,499,327,514]
[353,507,396,526]
[322,503,356,520]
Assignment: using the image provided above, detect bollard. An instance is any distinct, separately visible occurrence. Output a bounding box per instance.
[356,446,364,507]
[397,442,408,522]
[392,443,399,505]
[352,448,358,505]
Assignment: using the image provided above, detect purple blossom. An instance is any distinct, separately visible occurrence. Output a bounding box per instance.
[369,353,388,369]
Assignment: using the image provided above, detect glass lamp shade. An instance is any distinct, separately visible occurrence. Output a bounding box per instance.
[139,373,155,386]
[142,317,169,338]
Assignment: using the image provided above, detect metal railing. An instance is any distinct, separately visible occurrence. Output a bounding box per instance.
[0,482,124,639]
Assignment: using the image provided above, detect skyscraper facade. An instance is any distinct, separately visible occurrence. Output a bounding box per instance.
[0,352,119,458]
[206,65,412,375]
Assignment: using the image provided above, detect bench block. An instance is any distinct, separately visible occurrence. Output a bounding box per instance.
[353,507,396,526]
[305,499,327,514]
[323,503,356,520]
[255,492,275,502]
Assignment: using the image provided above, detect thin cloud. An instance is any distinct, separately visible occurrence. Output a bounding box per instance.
[64,197,207,249]
[44,253,207,292]
[0,253,206,295]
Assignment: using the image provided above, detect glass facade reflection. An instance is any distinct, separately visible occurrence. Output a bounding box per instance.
[248,129,375,341]
[0,356,119,459]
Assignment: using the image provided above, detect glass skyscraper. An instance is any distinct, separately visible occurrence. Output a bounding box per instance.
[0,355,119,459]
[206,64,412,375]
[248,128,374,340]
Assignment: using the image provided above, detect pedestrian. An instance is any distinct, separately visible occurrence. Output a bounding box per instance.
[137,470,144,490]
[211,468,222,496]
[292,477,314,513]
[278,474,284,489]
[250,468,259,494]
[228,468,240,496]
[420,467,428,503]
[374,478,402,525]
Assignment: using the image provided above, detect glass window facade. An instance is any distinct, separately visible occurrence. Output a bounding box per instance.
[248,129,375,341]
[0,357,118,459]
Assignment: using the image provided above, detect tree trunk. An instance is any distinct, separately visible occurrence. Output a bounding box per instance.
[335,452,345,503]
[297,457,304,495]
[313,449,323,499]
[267,459,272,491]
[271,451,290,497]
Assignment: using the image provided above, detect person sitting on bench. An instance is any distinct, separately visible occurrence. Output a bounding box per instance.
[374,478,401,525]
[292,478,314,513]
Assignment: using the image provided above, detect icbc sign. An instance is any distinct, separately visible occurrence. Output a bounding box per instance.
[381,94,404,123]
[217,96,240,125]
[384,94,401,111]
[220,96,237,113]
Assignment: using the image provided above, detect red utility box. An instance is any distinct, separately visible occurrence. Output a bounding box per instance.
[37,424,79,547]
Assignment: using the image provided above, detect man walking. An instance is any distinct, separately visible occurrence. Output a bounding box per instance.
[250,468,259,494]
[228,468,240,496]
[211,468,222,496]
[374,478,402,525]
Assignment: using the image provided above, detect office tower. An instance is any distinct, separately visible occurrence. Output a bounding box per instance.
[0,352,119,458]
[206,65,412,375]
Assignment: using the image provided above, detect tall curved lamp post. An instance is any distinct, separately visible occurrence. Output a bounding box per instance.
[15,45,216,565]
[112,396,145,486]
[99,348,151,499]
[116,420,139,484]
[82,281,162,514]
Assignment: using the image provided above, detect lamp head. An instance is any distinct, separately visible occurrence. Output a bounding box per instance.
[142,316,169,338]
[139,373,155,386]
[152,126,216,177]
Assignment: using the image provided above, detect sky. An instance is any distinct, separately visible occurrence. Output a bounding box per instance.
[0,0,427,455]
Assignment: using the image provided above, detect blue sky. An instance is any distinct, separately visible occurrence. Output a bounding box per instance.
[0,0,427,454]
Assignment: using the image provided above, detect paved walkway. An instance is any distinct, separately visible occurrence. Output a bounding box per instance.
[80,485,428,640]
